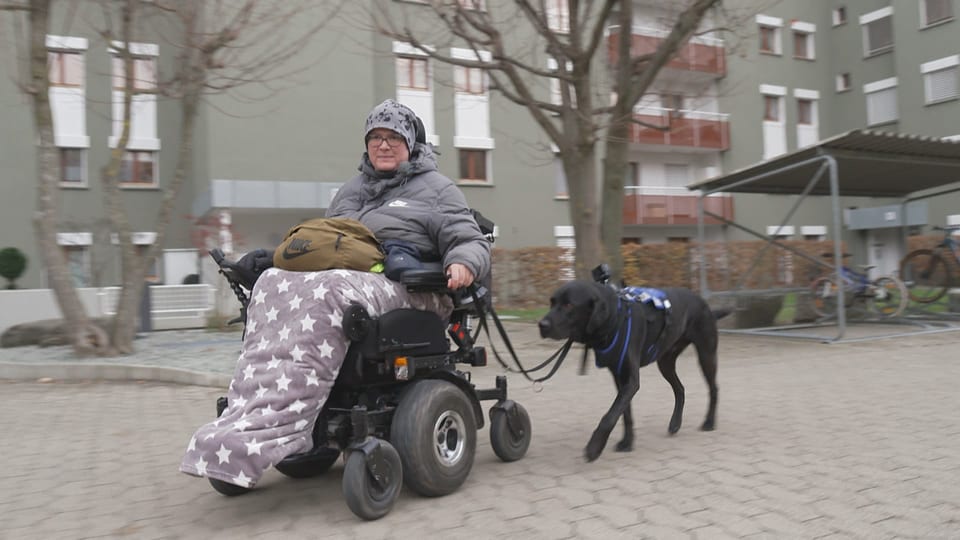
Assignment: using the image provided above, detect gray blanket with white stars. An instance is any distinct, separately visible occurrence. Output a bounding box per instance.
[179,268,452,488]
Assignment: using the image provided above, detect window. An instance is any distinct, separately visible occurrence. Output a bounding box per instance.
[864,78,899,125]
[793,31,813,59]
[759,26,780,54]
[661,93,685,116]
[546,0,570,33]
[48,51,84,87]
[554,157,568,198]
[454,65,485,94]
[112,56,157,91]
[861,9,894,56]
[763,95,782,121]
[121,151,156,185]
[396,56,429,90]
[136,244,161,283]
[62,245,90,287]
[921,0,953,26]
[459,149,487,181]
[797,99,814,124]
[833,7,847,26]
[922,57,959,104]
[60,148,85,185]
[626,161,640,187]
[836,72,852,92]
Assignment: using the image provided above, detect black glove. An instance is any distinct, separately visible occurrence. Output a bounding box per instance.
[233,248,275,290]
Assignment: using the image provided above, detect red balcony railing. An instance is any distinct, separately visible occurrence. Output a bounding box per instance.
[607,26,726,76]
[622,191,733,226]
[630,108,730,150]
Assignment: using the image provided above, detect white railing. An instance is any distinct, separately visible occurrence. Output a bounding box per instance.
[99,284,216,330]
[633,105,729,121]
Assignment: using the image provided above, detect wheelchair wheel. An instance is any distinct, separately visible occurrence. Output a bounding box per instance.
[342,440,402,521]
[275,446,341,479]
[208,477,252,497]
[391,379,477,497]
[489,401,531,462]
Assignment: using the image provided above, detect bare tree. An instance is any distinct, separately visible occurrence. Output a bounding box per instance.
[2,0,343,355]
[373,0,722,279]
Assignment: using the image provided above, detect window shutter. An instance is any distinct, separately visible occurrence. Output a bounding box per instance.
[866,17,893,53]
[925,67,958,103]
[866,87,898,125]
[924,0,953,25]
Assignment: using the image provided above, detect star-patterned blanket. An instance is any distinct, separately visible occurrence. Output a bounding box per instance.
[180,268,453,488]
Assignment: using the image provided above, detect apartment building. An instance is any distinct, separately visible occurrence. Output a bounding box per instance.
[2,1,957,289]
[719,0,960,272]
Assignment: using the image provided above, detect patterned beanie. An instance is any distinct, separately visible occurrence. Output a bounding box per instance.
[364,99,418,152]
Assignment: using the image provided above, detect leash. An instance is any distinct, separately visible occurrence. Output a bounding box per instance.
[469,289,576,384]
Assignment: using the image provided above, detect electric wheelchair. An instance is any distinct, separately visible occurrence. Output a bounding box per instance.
[206,233,532,520]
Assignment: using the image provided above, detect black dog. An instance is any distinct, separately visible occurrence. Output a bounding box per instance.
[538,280,730,462]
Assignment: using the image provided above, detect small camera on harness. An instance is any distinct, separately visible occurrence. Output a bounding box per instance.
[591,264,612,285]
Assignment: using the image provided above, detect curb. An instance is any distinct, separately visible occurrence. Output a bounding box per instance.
[0,361,230,388]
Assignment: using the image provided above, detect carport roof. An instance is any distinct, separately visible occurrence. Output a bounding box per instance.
[688,129,960,198]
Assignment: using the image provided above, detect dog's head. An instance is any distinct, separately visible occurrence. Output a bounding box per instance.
[538,280,617,343]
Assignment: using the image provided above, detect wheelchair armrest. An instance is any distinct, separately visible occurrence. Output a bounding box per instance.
[400,268,449,293]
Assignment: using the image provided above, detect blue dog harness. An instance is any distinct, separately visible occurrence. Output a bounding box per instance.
[594,287,671,376]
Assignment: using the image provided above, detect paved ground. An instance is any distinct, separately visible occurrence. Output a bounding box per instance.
[2,321,959,539]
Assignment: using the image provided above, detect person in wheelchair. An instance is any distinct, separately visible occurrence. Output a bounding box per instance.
[180,99,491,492]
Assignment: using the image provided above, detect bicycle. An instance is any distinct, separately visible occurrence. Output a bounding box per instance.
[898,225,960,304]
[810,253,908,319]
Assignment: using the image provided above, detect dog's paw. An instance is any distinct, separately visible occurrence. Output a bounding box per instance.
[584,432,607,462]
[700,420,715,431]
[614,439,633,452]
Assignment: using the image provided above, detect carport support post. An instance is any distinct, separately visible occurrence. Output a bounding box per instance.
[826,155,847,340]
[697,196,707,296]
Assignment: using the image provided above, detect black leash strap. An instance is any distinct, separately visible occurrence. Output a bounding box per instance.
[469,289,576,384]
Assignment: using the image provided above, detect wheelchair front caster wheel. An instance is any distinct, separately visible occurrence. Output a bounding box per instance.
[342,439,403,520]
[208,477,252,496]
[490,401,532,462]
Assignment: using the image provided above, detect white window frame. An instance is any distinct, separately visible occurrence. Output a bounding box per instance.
[108,40,161,153]
[921,55,960,104]
[864,77,899,126]
[59,147,88,188]
[919,0,954,27]
[832,7,847,26]
[756,15,783,55]
[790,21,816,60]
[546,0,570,34]
[860,7,894,57]
[56,232,93,288]
[836,73,852,92]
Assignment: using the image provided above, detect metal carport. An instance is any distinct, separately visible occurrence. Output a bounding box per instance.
[688,129,960,342]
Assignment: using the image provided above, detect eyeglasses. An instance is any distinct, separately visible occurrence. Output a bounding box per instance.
[367,133,406,148]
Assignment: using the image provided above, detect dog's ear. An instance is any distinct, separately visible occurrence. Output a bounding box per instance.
[585,288,613,336]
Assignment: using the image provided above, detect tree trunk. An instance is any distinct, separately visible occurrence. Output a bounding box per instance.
[110,93,199,353]
[28,0,107,356]
[562,145,603,279]
[601,120,629,283]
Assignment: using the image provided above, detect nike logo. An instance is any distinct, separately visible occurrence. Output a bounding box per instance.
[388,199,409,208]
[281,238,314,259]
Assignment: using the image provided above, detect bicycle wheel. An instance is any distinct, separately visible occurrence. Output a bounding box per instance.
[810,276,842,318]
[899,250,950,304]
[871,276,908,319]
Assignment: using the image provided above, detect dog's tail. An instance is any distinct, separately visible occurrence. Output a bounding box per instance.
[711,308,733,320]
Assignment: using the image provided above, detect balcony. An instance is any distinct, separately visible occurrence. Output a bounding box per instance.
[623,187,733,226]
[630,107,730,151]
[607,25,726,77]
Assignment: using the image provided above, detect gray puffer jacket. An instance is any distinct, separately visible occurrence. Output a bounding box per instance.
[326,143,491,281]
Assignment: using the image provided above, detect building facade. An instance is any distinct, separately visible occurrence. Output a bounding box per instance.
[1,0,958,289]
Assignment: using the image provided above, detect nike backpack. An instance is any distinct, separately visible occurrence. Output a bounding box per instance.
[272,218,384,272]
